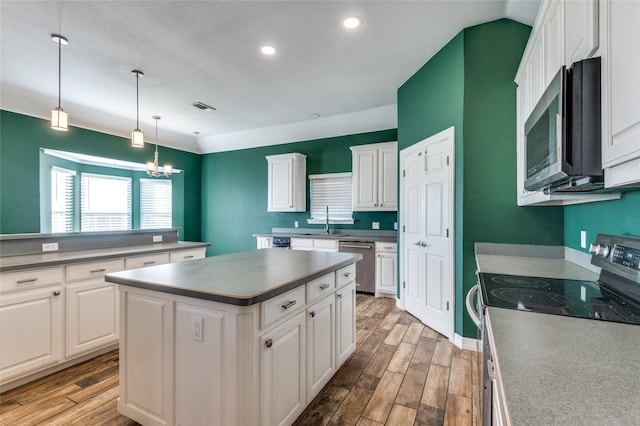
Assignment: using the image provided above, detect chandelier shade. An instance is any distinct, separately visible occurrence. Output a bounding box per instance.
[131,70,144,147]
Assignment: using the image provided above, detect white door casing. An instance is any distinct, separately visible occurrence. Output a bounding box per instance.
[400,127,455,340]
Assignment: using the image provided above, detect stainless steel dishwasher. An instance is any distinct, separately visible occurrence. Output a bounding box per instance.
[339,241,375,294]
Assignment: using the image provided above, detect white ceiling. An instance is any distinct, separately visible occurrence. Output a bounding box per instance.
[0,1,539,154]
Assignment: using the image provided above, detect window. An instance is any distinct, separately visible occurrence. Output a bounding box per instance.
[51,167,76,232]
[308,173,354,224]
[140,179,172,229]
[80,173,131,231]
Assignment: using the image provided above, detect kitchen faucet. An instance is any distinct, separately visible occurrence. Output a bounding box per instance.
[325,205,330,234]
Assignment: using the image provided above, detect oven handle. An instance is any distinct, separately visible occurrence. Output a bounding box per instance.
[466,284,481,328]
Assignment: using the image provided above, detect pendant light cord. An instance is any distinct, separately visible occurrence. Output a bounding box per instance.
[136,74,140,129]
[57,37,62,108]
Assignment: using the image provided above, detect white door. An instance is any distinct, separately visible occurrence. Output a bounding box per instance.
[401,127,454,339]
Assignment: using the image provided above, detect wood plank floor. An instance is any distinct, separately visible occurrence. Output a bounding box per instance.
[0,295,478,425]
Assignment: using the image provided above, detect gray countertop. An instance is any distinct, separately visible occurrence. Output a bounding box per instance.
[106,249,362,306]
[0,241,211,272]
[254,228,397,243]
[475,243,640,425]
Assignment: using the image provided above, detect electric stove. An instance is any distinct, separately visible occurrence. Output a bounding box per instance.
[479,234,640,325]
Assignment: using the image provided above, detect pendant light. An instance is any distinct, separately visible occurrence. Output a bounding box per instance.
[147,116,172,177]
[131,70,144,147]
[50,34,69,131]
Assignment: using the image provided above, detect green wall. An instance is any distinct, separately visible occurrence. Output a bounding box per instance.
[398,19,565,339]
[201,130,398,256]
[0,110,202,241]
[564,191,640,251]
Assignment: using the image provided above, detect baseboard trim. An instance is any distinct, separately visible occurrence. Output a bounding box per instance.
[454,333,479,352]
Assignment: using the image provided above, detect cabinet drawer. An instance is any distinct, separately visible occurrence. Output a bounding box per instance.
[375,242,397,253]
[0,267,64,293]
[66,258,124,283]
[125,253,170,270]
[169,248,206,263]
[313,239,339,252]
[306,273,335,303]
[261,286,306,329]
[290,238,314,251]
[336,264,356,289]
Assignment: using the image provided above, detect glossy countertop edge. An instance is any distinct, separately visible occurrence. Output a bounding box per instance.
[487,307,640,425]
[106,249,362,306]
[0,241,211,272]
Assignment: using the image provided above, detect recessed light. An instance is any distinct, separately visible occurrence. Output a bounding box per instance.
[310,113,321,119]
[343,16,362,29]
[261,45,277,55]
[193,131,200,135]
[192,101,216,112]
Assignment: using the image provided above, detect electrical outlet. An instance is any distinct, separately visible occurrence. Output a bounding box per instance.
[372,222,380,230]
[294,221,299,228]
[192,316,204,342]
[580,231,586,249]
[153,235,163,243]
[42,242,59,252]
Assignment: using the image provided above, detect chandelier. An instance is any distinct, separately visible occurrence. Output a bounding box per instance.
[50,34,69,131]
[147,115,172,177]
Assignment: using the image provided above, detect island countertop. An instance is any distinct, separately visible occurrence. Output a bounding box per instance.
[106,248,362,306]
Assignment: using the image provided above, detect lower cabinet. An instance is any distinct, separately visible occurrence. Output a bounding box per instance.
[375,242,397,297]
[0,285,63,383]
[306,294,335,402]
[261,312,307,426]
[336,281,356,366]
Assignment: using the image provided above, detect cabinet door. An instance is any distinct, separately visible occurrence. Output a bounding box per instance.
[352,147,378,210]
[376,253,397,296]
[544,0,565,88]
[335,282,356,367]
[378,147,398,210]
[257,237,272,249]
[565,0,598,64]
[66,280,118,357]
[306,295,335,401]
[268,156,295,211]
[601,0,640,169]
[0,286,63,383]
[125,253,170,270]
[261,312,306,426]
[169,248,206,263]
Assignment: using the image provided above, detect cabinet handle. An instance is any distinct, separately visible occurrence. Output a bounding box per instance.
[184,255,194,259]
[343,272,351,277]
[143,261,156,265]
[310,311,316,318]
[281,300,296,310]
[53,290,61,296]
[90,268,107,273]
[16,278,38,284]
[265,338,273,348]
[337,293,342,299]
[319,284,330,290]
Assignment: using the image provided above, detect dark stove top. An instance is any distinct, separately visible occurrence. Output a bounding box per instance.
[479,273,640,325]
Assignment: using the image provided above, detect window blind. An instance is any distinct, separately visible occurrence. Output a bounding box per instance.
[309,173,353,222]
[80,173,131,231]
[51,167,76,232]
[140,178,172,229]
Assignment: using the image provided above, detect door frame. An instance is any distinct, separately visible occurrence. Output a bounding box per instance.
[398,126,455,341]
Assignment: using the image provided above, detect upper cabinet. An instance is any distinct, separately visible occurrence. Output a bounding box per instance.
[515,0,629,205]
[600,0,640,188]
[266,153,307,212]
[350,142,398,211]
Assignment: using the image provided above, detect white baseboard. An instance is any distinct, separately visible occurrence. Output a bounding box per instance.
[454,333,479,352]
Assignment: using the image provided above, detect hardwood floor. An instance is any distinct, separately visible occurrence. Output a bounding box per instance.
[0,295,478,425]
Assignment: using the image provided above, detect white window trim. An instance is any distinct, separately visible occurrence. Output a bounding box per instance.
[307,172,355,225]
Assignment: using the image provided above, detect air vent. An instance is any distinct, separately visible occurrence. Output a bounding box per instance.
[191,101,216,112]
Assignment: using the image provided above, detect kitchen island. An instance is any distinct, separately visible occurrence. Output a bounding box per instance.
[106,249,361,426]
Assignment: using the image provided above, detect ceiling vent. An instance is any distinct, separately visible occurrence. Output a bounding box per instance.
[191,101,216,112]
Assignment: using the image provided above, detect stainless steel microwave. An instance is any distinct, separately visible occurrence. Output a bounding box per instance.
[524,57,603,192]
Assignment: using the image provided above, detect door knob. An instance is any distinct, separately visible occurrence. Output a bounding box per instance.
[413,241,429,247]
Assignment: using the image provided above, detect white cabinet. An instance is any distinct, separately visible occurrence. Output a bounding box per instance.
[169,248,206,263]
[335,279,356,366]
[65,258,123,357]
[565,0,599,65]
[0,285,63,383]
[310,239,339,252]
[290,238,314,251]
[266,153,307,212]
[290,238,338,252]
[351,142,398,211]
[375,242,397,297]
[257,236,273,249]
[305,294,335,402]
[125,252,170,270]
[601,0,640,187]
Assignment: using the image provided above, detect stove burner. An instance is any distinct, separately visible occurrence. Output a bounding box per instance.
[490,288,574,310]
[488,275,551,289]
